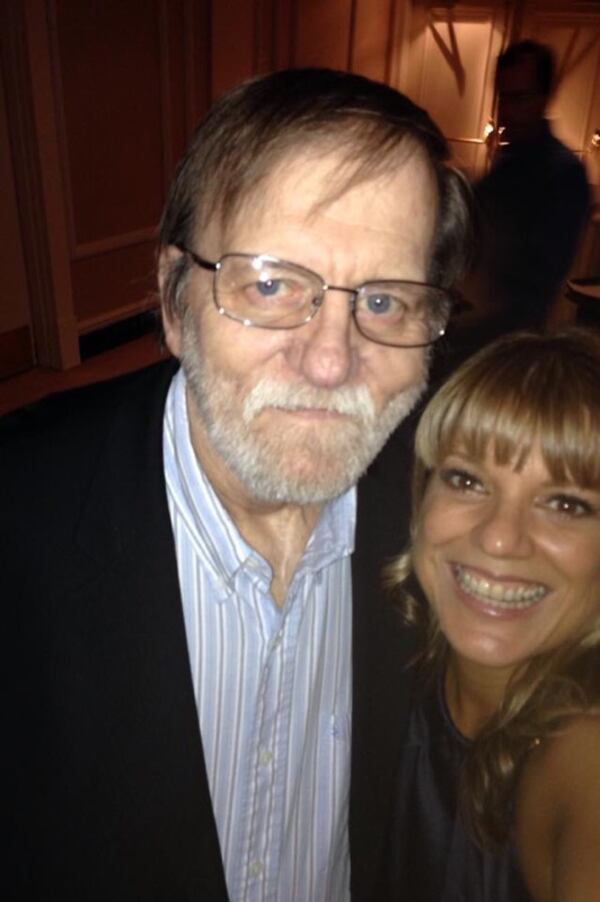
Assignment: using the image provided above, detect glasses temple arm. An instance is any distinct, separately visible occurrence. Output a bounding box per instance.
[175,244,218,273]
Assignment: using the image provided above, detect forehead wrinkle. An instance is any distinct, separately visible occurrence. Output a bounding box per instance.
[300,140,429,220]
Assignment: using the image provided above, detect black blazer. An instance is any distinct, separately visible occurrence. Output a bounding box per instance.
[6,360,416,900]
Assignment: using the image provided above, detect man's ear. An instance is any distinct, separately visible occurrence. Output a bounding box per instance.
[158,245,184,359]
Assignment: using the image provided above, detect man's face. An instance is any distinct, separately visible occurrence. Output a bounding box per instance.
[163,148,438,505]
[496,57,547,144]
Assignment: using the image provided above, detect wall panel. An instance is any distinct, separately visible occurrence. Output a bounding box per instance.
[291,0,353,69]
[350,0,395,82]
[72,242,156,328]
[50,0,165,328]
[0,54,34,377]
[0,55,31,336]
[399,4,505,179]
[54,0,165,245]
[211,0,257,98]
[10,0,79,368]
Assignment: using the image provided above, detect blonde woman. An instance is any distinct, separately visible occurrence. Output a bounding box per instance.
[382,330,600,901]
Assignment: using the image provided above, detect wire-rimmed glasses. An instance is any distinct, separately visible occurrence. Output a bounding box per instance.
[177,245,454,348]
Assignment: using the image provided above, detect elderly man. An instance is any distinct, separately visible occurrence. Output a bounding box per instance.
[8,69,472,900]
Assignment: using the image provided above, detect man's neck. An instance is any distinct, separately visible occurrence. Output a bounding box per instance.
[230,501,322,606]
[504,117,548,149]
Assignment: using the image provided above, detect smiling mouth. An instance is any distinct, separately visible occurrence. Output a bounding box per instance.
[452,564,549,610]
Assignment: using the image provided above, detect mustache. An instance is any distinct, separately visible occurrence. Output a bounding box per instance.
[242,378,376,424]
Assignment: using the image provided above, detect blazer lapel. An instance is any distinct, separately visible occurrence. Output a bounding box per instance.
[75,361,229,898]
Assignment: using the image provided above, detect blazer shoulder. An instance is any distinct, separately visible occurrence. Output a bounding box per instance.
[0,358,178,548]
[1,357,176,442]
[1,359,177,468]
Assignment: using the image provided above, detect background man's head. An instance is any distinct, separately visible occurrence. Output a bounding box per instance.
[496,40,555,144]
[158,69,474,505]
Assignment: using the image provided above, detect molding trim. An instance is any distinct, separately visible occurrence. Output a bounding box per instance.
[78,297,160,335]
[0,0,79,369]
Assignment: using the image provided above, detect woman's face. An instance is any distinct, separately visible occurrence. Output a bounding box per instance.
[413,444,600,673]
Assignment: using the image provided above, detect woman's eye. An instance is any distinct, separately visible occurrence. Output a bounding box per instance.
[545,494,595,518]
[438,468,484,493]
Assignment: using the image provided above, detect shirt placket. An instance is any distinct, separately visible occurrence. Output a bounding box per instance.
[242,579,306,902]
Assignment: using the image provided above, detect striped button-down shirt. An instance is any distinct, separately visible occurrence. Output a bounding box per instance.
[163,369,354,901]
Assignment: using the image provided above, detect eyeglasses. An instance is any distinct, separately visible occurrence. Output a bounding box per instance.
[177,245,453,348]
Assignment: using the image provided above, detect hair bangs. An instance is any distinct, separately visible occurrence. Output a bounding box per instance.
[416,330,600,491]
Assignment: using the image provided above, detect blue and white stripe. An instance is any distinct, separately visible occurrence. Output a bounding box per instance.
[163,368,354,901]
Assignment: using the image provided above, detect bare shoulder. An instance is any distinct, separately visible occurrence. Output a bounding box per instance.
[516,713,600,902]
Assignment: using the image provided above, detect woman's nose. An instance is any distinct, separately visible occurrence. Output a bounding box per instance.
[472,497,534,559]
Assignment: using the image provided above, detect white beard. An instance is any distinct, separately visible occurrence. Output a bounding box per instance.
[180,316,426,504]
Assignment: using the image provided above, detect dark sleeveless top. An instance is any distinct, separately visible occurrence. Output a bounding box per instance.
[379,679,532,901]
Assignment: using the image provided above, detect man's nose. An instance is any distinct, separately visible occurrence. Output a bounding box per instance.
[472,497,533,559]
[296,289,357,388]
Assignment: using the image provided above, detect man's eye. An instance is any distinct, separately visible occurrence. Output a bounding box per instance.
[364,293,404,316]
[545,494,595,518]
[256,278,283,297]
[439,468,484,493]
[244,277,299,302]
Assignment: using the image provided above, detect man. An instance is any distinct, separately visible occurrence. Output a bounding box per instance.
[8,69,472,900]
[473,40,590,333]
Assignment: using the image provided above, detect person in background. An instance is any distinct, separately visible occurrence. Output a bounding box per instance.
[383,329,600,901]
[478,40,590,327]
[6,68,473,900]
[444,40,591,377]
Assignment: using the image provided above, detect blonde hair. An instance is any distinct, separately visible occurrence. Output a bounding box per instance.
[388,328,600,847]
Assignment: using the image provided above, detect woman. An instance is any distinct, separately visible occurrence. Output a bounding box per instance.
[383,329,600,901]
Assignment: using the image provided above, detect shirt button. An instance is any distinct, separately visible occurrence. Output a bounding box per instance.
[258,748,272,766]
[248,860,263,878]
[271,634,282,649]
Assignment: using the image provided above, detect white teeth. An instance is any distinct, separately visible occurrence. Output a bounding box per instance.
[454,565,547,609]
